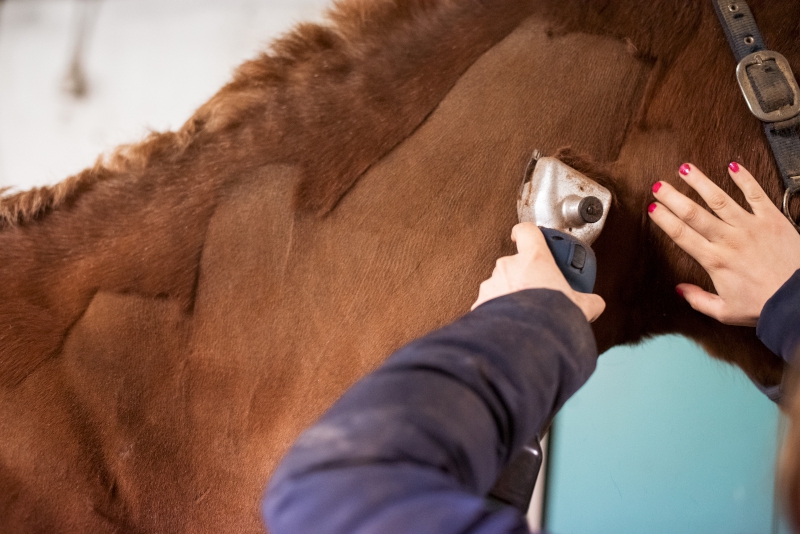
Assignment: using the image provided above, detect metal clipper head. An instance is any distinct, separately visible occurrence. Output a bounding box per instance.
[517,155,612,246]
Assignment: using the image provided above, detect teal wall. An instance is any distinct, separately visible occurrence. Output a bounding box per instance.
[545,335,784,534]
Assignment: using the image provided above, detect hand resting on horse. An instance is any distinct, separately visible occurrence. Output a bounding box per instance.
[649,162,800,327]
[471,222,606,322]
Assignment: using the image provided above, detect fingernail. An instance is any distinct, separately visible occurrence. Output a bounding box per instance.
[729,161,740,173]
[648,203,657,213]
[652,182,662,193]
[676,287,685,299]
[679,163,691,176]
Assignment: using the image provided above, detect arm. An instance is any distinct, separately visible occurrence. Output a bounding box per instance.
[263,224,604,534]
[757,270,800,364]
[262,289,597,534]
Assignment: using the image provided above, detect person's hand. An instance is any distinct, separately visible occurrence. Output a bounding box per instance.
[472,222,606,322]
[649,162,800,326]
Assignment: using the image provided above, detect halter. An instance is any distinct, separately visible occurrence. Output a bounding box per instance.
[713,0,800,231]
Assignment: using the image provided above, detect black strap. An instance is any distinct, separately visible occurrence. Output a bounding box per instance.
[713,0,800,195]
[714,0,798,401]
[712,0,765,59]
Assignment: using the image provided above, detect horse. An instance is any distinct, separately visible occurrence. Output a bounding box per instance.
[0,0,797,531]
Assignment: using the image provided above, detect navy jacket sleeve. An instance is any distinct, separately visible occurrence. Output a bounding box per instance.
[262,289,598,534]
[757,269,800,364]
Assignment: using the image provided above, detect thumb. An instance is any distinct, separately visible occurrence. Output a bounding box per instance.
[511,222,547,256]
[677,284,725,321]
[573,292,606,323]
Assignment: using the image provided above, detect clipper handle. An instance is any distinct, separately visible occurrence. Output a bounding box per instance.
[487,438,543,513]
[541,228,596,294]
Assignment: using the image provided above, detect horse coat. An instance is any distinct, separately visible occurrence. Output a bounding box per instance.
[0,0,796,532]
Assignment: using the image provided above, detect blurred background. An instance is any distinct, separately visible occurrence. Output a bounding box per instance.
[0,0,327,191]
[0,1,789,533]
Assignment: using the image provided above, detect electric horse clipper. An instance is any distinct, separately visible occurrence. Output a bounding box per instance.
[518,154,611,293]
[488,154,612,514]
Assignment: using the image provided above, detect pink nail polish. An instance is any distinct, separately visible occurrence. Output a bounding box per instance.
[676,287,685,299]
[679,164,691,176]
[648,203,657,213]
[652,182,662,193]
[729,161,740,173]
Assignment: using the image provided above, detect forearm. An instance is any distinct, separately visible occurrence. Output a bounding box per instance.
[263,289,598,534]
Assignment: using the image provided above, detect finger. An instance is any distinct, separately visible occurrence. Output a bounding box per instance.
[678,163,749,223]
[511,222,547,256]
[727,162,777,216]
[648,202,712,261]
[471,278,499,310]
[471,284,486,310]
[676,283,726,322]
[574,293,606,323]
[652,180,729,239]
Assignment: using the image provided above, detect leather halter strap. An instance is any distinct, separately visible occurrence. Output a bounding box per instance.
[713,0,800,230]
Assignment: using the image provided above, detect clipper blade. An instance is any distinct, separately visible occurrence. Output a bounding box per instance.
[517,156,612,246]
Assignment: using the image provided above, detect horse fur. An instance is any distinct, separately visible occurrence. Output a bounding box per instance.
[0,0,797,531]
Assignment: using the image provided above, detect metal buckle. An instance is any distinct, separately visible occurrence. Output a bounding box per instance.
[782,187,800,232]
[736,50,800,123]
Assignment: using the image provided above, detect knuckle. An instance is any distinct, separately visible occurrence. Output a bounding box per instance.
[704,251,725,271]
[669,222,685,241]
[746,187,766,204]
[718,233,741,251]
[681,205,700,224]
[530,246,549,261]
[496,256,515,270]
[766,213,791,233]
[707,193,728,212]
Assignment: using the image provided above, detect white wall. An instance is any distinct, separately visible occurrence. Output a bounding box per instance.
[0,0,329,191]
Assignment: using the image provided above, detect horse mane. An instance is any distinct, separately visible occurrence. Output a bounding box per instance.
[7,0,780,230]
[0,0,540,229]
[0,122,200,228]
[0,165,111,227]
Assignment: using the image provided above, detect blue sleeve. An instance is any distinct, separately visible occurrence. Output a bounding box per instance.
[757,269,800,364]
[262,289,599,534]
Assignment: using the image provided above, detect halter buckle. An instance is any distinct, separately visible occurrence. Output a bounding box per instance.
[782,187,800,232]
[736,51,800,123]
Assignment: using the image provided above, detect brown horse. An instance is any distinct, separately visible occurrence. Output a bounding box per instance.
[0,0,796,532]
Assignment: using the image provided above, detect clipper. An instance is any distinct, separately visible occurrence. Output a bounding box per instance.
[518,155,612,293]
[488,154,612,514]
